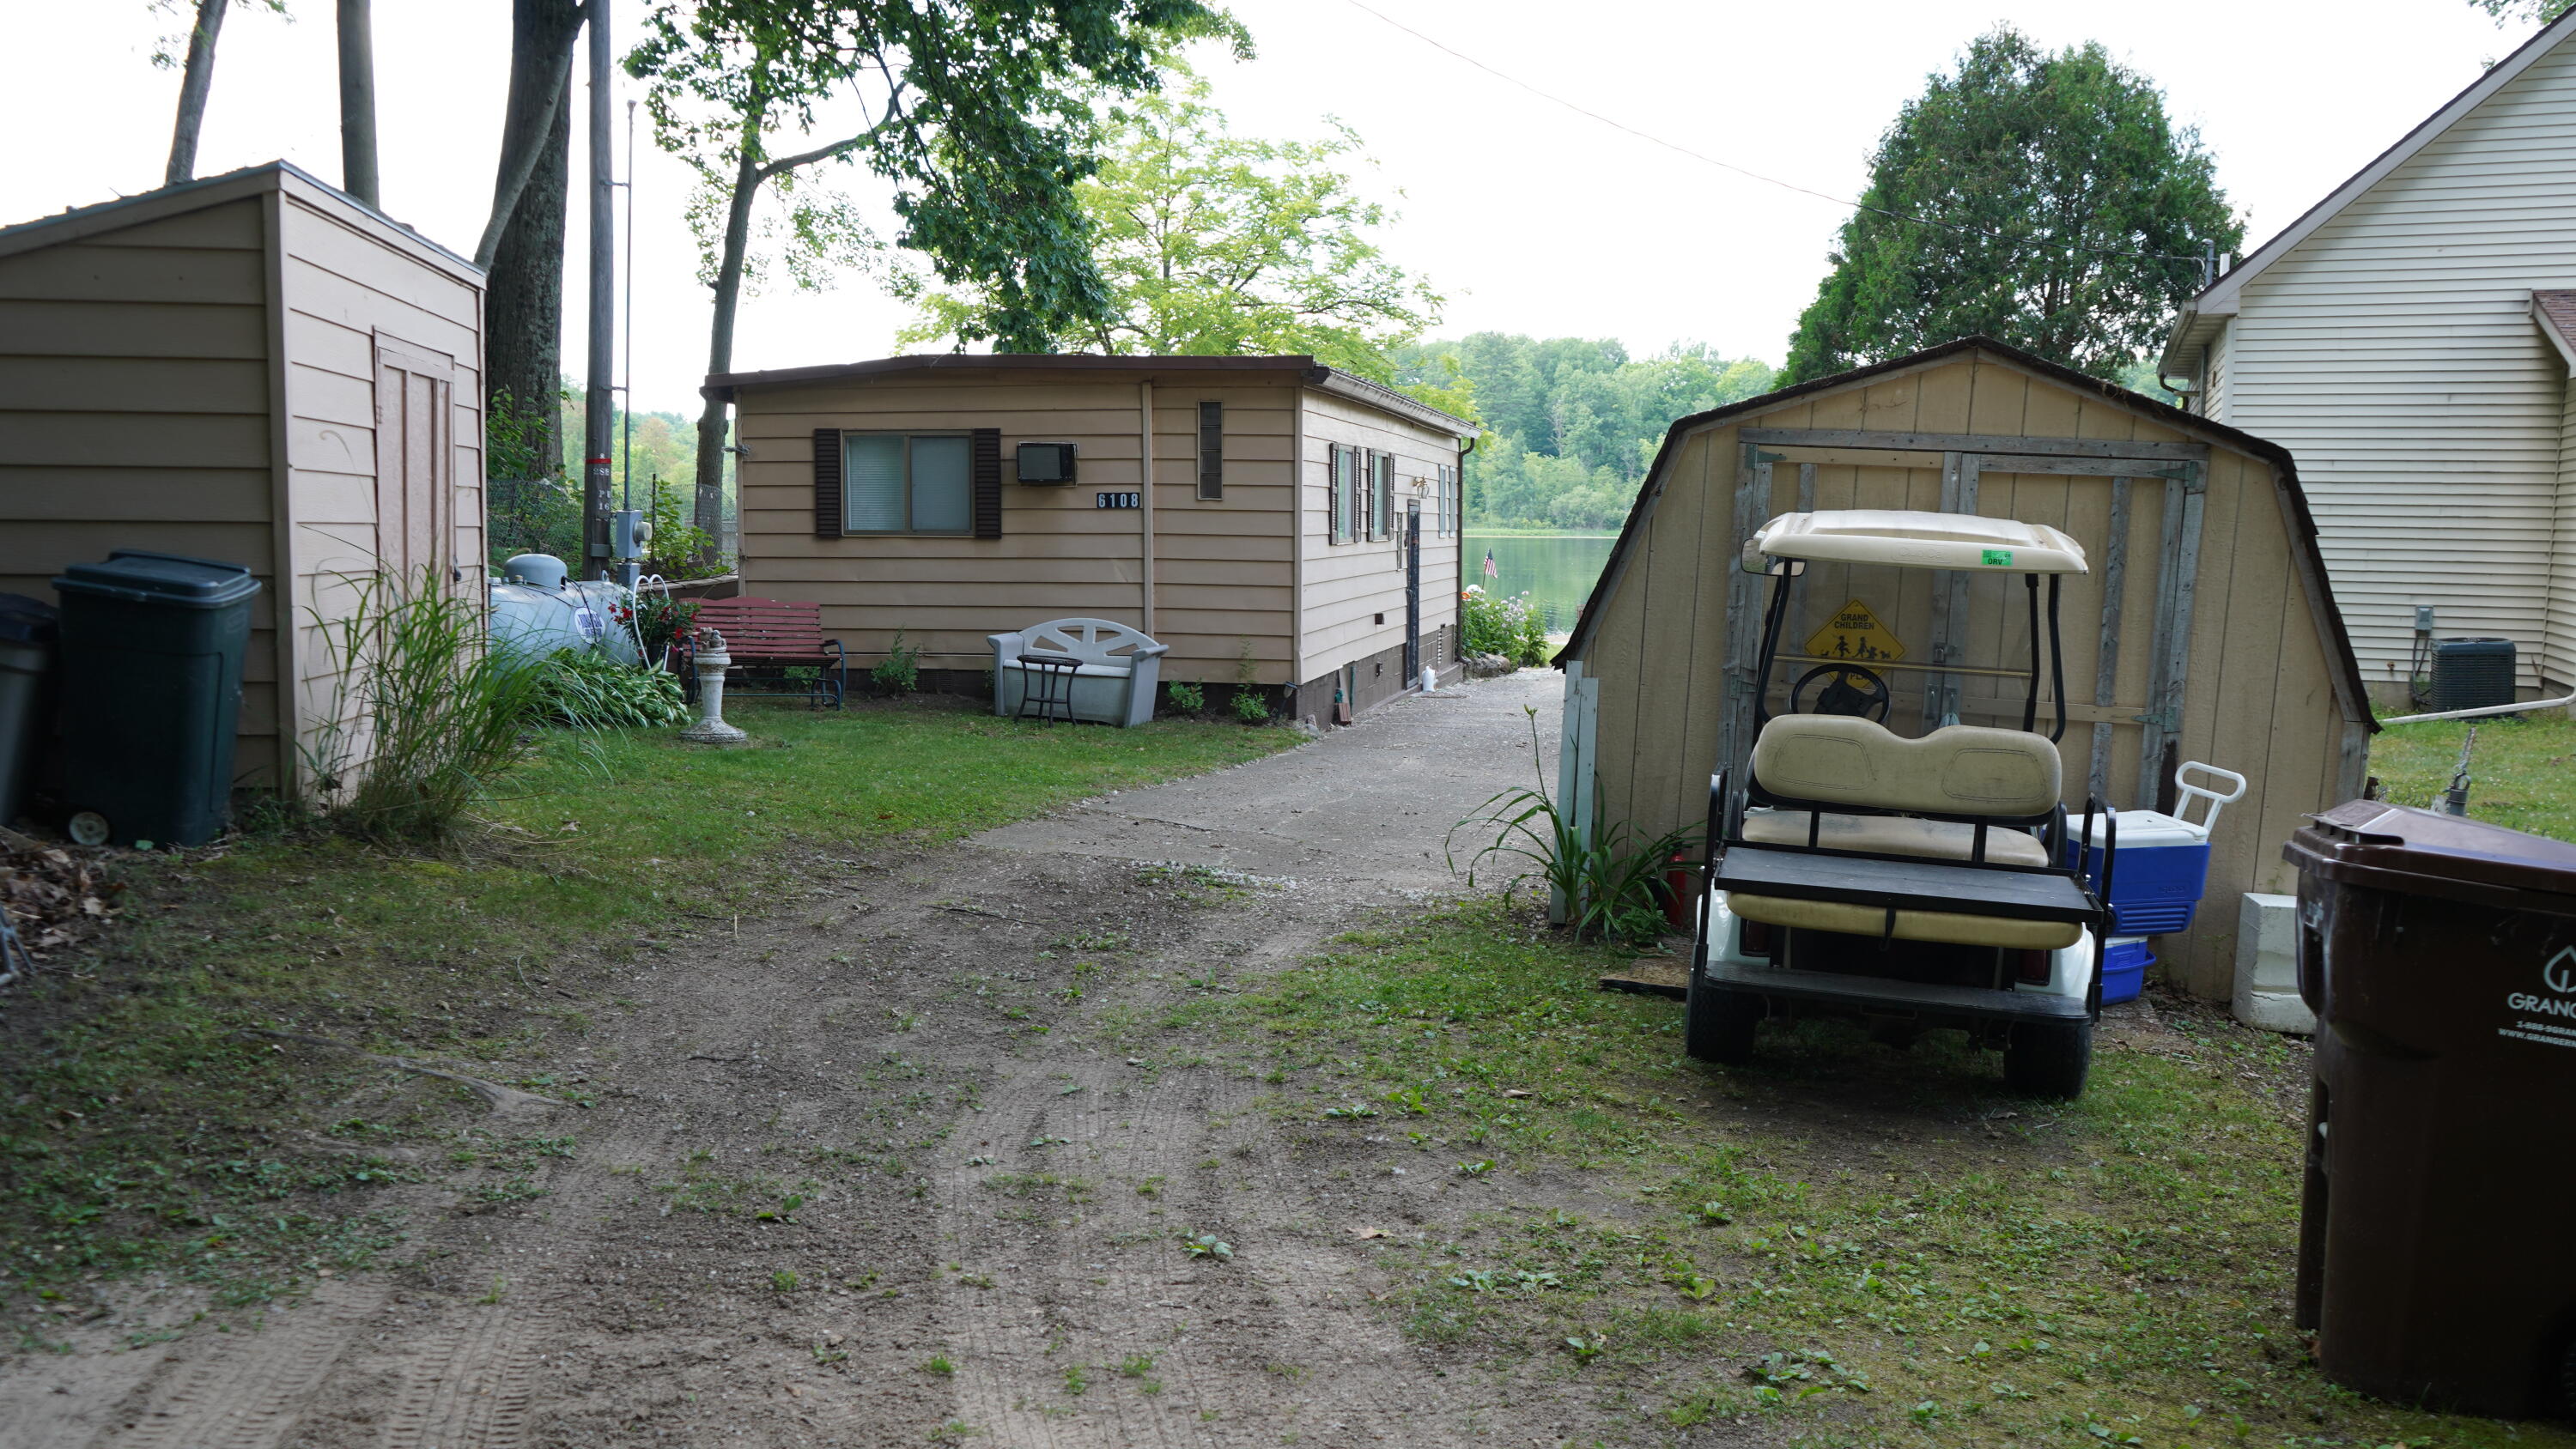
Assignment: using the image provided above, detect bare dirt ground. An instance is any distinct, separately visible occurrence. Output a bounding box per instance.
[5,671,1625,1449]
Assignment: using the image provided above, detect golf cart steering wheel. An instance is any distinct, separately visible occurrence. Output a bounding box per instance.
[1789,664,1892,721]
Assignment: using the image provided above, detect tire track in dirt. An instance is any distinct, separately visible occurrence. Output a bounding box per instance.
[926,906,1485,1448]
[88,1276,396,1449]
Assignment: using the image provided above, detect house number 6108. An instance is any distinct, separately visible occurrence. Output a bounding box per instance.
[1095,492,1139,509]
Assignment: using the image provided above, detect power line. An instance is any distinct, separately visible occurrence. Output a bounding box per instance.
[1332,0,2211,269]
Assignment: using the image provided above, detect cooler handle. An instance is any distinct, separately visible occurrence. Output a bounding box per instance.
[2172,761,2247,840]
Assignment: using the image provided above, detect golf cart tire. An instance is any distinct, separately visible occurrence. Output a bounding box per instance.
[2003,1017,2093,1099]
[1686,974,1762,1064]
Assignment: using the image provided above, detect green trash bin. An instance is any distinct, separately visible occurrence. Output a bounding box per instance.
[52,551,260,848]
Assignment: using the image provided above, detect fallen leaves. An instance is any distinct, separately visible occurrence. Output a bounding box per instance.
[2,841,120,958]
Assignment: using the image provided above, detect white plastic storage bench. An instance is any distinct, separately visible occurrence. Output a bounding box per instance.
[987,618,1168,728]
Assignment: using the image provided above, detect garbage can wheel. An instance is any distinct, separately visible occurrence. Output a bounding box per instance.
[1686,973,1762,1065]
[67,810,110,847]
[2003,1018,2093,1099]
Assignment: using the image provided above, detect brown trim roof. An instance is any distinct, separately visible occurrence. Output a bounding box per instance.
[703,352,1478,438]
[1556,335,2376,732]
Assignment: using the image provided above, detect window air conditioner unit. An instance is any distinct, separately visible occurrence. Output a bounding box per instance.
[1017,441,1077,484]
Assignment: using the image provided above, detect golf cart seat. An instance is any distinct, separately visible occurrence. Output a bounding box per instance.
[1728,715,2075,949]
[1725,893,2081,949]
[1751,715,2062,817]
[1740,811,2051,867]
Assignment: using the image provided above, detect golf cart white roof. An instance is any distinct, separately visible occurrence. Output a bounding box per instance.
[1752,510,2089,575]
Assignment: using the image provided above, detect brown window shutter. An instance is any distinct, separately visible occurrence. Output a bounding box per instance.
[1198,401,1223,500]
[972,427,1002,538]
[813,427,843,537]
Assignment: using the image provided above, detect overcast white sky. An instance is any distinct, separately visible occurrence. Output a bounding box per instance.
[1,0,2533,413]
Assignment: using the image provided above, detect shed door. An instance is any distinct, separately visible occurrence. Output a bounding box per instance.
[374,341,456,587]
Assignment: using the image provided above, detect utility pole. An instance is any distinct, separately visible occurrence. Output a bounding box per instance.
[581,0,615,578]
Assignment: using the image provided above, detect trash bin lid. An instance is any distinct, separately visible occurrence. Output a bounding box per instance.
[51,550,259,609]
[2283,800,2576,914]
[0,592,56,645]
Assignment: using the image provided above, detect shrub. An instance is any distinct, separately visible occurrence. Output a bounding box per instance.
[1461,586,1548,664]
[872,631,921,694]
[532,648,687,729]
[1445,706,1698,942]
[1167,681,1206,714]
[1233,686,1269,724]
[302,569,549,846]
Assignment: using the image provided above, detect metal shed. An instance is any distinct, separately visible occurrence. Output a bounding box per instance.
[0,161,486,796]
[1558,338,2374,996]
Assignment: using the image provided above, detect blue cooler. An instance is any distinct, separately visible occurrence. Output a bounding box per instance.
[2101,937,2152,1004]
[2062,762,2245,937]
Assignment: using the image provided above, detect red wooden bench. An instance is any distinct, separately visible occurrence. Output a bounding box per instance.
[675,597,846,708]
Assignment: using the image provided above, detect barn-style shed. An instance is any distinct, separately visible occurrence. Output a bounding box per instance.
[0,161,485,796]
[1558,338,2373,996]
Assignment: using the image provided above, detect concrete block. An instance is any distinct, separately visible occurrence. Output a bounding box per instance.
[2232,891,2314,1034]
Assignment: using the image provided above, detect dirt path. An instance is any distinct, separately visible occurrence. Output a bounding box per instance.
[15,671,1594,1449]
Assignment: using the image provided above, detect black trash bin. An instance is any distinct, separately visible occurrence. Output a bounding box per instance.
[2284,800,2576,1419]
[52,551,259,848]
[0,593,58,829]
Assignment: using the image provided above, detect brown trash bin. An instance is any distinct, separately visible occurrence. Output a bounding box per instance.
[2284,800,2576,1419]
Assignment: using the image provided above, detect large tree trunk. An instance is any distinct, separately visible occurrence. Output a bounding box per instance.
[694,131,765,568]
[165,0,228,186]
[336,0,380,205]
[482,0,584,476]
[486,74,571,476]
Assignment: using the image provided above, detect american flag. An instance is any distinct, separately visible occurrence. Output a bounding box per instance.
[1482,549,1497,579]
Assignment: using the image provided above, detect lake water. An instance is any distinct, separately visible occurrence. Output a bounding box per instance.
[1466,532,1619,634]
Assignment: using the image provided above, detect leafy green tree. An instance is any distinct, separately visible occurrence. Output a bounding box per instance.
[1400,335,1775,530]
[902,80,1440,379]
[1781,27,2240,385]
[630,0,1242,565]
[2470,0,2574,24]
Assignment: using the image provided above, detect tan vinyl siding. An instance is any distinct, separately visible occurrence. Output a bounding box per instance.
[0,169,485,795]
[2202,40,2576,691]
[276,187,487,771]
[1573,351,2364,997]
[1294,386,1465,682]
[735,373,1299,682]
[0,196,287,784]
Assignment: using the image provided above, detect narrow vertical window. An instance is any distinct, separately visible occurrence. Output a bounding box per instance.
[1197,401,1223,500]
[1328,444,1347,542]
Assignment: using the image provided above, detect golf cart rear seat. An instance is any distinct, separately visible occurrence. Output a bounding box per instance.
[1726,716,2075,951]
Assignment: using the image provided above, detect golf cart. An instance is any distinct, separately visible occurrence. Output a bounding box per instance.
[1688,510,2117,1098]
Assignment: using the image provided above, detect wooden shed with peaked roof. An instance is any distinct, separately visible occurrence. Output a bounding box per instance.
[0,161,485,800]
[1557,337,2373,997]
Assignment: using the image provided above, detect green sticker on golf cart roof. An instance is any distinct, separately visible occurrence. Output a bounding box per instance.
[1980,548,2013,567]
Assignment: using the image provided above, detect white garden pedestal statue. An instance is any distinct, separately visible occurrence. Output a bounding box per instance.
[680,627,749,745]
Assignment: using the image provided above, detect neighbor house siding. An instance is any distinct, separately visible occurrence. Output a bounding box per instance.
[0,196,288,784]
[1294,385,1464,684]
[732,371,1300,683]
[2198,39,2576,691]
[2551,370,2576,678]
[1571,350,2364,998]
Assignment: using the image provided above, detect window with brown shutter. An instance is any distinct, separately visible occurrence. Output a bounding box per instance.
[812,427,844,537]
[972,427,1002,537]
[1370,450,1393,542]
[1197,402,1223,500]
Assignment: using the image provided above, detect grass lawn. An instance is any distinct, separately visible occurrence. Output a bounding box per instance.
[1160,902,2573,1448]
[2369,707,2576,842]
[1,700,1296,1304]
